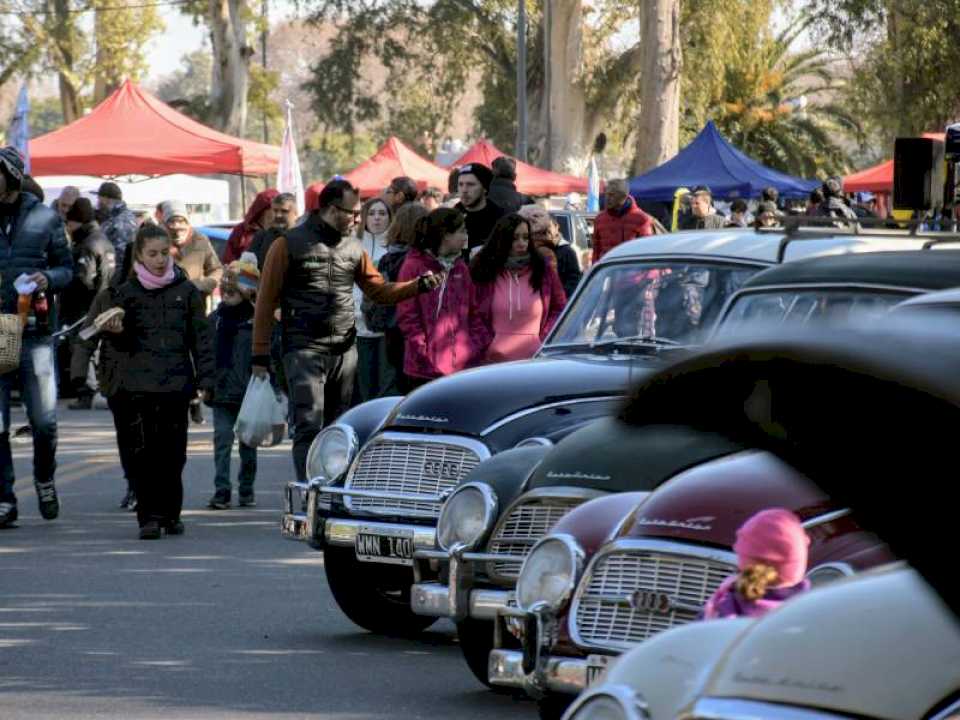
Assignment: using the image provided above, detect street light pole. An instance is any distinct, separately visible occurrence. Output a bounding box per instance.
[516,0,528,161]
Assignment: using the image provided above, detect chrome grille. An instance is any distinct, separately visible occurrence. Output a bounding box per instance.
[346,437,482,518]
[486,500,581,580]
[573,546,734,651]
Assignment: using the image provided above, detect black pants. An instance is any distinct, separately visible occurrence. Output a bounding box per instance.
[125,392,190,527]
[107,393,137,492]
[283,347,358,482]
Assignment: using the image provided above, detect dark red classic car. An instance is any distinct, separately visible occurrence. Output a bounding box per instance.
[488,449,892,717]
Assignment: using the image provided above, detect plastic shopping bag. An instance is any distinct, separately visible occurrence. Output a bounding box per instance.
[235,376,286,447]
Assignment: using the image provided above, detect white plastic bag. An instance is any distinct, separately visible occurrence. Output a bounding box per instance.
[235,376,286,447]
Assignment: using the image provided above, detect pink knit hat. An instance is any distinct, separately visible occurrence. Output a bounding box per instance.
[733,508,811,587]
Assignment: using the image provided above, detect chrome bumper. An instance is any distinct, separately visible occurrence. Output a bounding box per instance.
[410,547,523,622]
[488,648,589,695]
[324,518,436,551]
[281,481,318,542]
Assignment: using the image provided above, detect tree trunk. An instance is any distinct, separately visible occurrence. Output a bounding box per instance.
[542,0,588,172]
[52,0,81,123]
[633,0,681,175]
[207,0,251,137]
[93,5,118,104]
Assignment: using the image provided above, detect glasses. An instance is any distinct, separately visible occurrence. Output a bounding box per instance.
[333,205,361,219]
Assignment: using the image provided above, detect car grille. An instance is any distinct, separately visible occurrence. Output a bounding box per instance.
[345,438,483,518]
[573,546,735,651]
[486,499,582,581]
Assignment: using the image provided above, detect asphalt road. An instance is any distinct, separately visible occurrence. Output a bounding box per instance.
[1,402,537,720]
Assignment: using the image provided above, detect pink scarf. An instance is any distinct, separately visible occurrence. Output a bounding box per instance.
[134,259,175,290]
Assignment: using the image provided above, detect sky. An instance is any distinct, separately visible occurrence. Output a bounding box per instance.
[146,7,207,81]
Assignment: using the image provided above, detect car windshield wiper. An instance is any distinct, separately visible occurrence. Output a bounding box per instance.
[542,335,686,355]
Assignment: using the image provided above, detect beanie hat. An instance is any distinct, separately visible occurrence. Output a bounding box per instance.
[0,146,25,191]
[227,252,260,295]
[96,181,123,201]
[66,197,96,224]
[733,508,810,587]
[163,199,190,224]
[458,163,493,191]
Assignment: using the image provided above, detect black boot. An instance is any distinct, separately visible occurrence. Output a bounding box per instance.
[139,521,162,540]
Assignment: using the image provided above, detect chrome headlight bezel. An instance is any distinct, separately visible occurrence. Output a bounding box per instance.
[436,482,498,551]
[305,423,359,485]
[515,533,585,612]
[805,562,854,588]
[562,684,649,720]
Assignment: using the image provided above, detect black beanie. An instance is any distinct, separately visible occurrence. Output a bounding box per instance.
[67,197,96,224]
[458,163,493,191]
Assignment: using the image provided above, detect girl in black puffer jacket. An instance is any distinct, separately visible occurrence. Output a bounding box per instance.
[97,224,214,540]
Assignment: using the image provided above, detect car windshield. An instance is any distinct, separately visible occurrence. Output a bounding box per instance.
[545,261,762,349]
[718,288,910,332]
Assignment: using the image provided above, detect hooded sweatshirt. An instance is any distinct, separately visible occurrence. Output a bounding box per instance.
[223,189,279,263]
[354,230,389,337]
[396,248,491,379]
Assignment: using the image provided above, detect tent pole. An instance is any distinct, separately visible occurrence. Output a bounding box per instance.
[241,176,247,213]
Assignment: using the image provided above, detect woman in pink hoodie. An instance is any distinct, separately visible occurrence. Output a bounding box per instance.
[471,214,567,363]
[396,209,491,389]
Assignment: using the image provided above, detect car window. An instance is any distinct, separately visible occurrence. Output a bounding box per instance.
[546,261,762,347]
[719,289,909,332]
[552,214,572,243]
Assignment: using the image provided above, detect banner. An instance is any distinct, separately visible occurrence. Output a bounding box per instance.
[587,156,599,212]
[277,101,304,214]
[7,85,30,173]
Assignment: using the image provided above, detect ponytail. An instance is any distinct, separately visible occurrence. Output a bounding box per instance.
[735,563,779,601]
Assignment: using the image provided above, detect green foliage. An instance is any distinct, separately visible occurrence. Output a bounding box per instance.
[28,94,66,135]
[247,63,284,143]
[92,0,164,94]
[301,129,378,182]
[155,49,214,125]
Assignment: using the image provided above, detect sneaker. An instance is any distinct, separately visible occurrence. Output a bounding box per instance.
[190,401,204,425]
[127,492,138,512]
[0,502,17,528]
[139,521,162,540]
[207,491,231,510]
[119,489,135,509]
[35,481,59,520]
[69,396,92,410]
[163,520,185,535]
[238,493,256,507]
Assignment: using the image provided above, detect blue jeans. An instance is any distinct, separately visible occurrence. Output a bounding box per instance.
[0,336,59,504]
[213,405,257,496]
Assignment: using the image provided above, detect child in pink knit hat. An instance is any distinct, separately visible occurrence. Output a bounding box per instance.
[702,508,811,619]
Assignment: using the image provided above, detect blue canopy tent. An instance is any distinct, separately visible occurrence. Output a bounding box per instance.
[629,121,819,201]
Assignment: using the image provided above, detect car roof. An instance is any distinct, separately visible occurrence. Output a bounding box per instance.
[599,228,933,265]
[738,250,960,292]
[895,286,960,307]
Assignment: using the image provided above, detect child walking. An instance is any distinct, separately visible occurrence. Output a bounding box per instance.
[96,224,214,540]
[205,255,260,509]
[703,508,811,619]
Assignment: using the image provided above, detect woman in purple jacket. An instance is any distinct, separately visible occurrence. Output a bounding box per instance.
[396,209,491,389]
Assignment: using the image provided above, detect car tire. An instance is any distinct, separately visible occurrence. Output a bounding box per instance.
[456,618,520,693]
[537,694,573,720]
[323,546,437,636]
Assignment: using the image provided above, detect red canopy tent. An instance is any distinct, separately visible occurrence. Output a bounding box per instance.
[29,80,280,177]
[305,137,449,209]
[449,139,589,196]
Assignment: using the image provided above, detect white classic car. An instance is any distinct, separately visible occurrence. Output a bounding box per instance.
[563,567,960,720]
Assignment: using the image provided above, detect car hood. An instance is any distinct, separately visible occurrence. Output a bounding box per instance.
[382,355,655,437]
[617,451,833,546]
[702,568,960,720]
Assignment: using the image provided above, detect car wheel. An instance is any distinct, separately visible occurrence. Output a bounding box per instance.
[537,694,573,720]
[324,546,437,636]
[456,618,520,693]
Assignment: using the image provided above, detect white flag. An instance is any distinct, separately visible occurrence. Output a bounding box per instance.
[278,101,304,215]
[587,156,600,212]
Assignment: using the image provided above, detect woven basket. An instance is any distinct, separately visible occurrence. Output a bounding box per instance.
[0,314,23,375]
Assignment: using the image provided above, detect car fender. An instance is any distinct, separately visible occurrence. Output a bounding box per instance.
[451,446,553,527]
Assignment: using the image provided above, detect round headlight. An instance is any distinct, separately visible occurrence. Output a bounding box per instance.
[437,483,497,551]
[515,534,583,612]
[305,424,358,484]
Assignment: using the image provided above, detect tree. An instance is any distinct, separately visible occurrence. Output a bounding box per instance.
[92,0,163,103]
[633,0,680,174]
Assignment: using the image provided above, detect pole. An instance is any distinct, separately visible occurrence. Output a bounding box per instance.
[516,0,528,161]
[543,0,552,169]
[260,0,269,145]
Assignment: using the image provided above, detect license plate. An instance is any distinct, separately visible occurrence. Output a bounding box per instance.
[585,654,612,687]
[354,526,415,566]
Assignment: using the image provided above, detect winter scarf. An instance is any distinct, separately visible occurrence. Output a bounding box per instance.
[505,254,531,270]
[134,258,175,290]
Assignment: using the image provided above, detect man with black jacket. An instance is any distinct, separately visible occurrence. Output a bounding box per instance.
[252,180,441,481]
[488,156,533,213]
[0,146,73,528]
[455,163,505,251]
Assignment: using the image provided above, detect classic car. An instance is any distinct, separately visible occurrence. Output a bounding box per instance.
[278,227,931,638]
[565,567,960,720]
[490,305,960,717]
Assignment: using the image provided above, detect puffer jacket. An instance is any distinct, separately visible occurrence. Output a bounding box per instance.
[592,196,654,263]
[0,191,73,335]
[109,266,214,395]
[101,201,138,254]
[208,301,254,406]
[71,286,125,397]
[396,248,491,379]
[62,222,116,323]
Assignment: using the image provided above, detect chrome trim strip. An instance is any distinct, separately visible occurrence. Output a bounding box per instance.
[481,397,622,436]
[515,436,554,448]
[319,486,448,504]
[691,697,849,720]
[568,537,737,652]
[437,482,499,551]
[413,549,528,564]
[410,582,511,621]
[324,518,436,551]
[801,508,851,529]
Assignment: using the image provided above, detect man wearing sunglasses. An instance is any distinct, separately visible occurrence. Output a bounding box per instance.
[251,179,442,481]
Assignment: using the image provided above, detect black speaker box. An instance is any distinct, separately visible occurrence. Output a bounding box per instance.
[894,137,945,211]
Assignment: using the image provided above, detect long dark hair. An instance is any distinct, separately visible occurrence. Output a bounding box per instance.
[127,223,172,277]
[470,213,545,290]
[413,207,465,255]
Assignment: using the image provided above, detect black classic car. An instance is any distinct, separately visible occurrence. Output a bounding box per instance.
[279,227,931,639]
